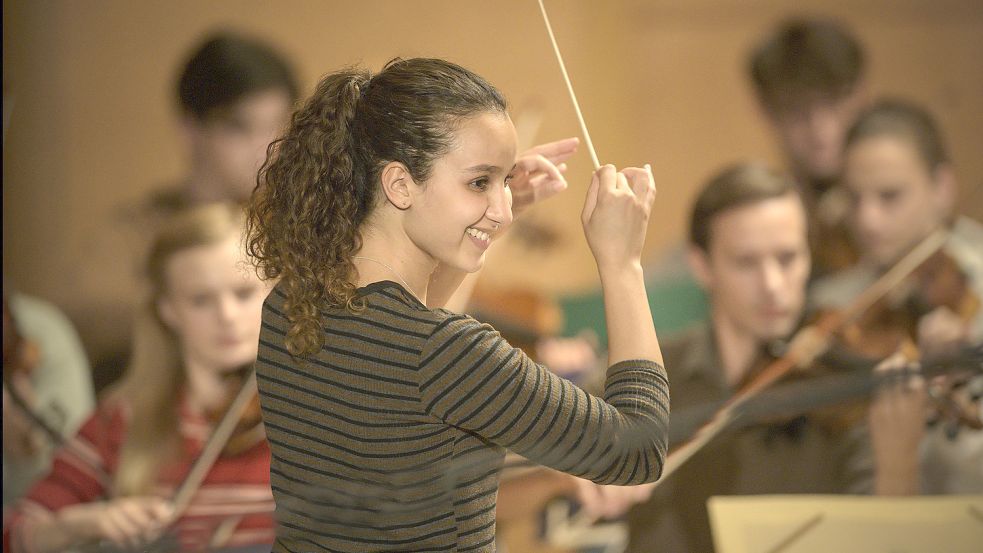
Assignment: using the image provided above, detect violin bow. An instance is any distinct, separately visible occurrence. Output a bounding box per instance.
[170,365,260,515]
[77,370,259,553]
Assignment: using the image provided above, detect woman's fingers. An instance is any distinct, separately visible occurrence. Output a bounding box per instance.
[510,151,571,215]
[596,164,618,195]
[620,165,657,205]
[524,136,579,164]
[581,171,601,226]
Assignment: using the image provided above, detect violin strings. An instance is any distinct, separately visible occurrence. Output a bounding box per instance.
[537,0,601,170]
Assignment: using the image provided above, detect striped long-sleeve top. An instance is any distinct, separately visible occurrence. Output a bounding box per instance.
[257,281,670,552]
[2,394,276,552]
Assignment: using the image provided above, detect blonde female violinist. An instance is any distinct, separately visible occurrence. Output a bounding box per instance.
[3,203,275,552]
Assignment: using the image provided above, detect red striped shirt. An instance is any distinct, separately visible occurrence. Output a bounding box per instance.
[3,393,275,552]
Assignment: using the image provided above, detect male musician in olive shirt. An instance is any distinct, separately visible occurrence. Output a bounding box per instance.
[626,163,872,553]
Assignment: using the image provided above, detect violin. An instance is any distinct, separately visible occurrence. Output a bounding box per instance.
[79,365,263,553]
[206,365,265,457]
[659,226,983,483]
[2,295,67,452]
[818,227,980,432]
[837,246,980,362]
[670,344,983,445]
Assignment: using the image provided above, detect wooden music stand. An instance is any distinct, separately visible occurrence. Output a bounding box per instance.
[707,494,983,553]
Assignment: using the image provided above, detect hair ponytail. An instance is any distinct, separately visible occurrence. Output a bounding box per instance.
[247,58,507,357]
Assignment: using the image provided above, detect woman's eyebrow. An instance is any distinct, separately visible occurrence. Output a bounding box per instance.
[462,164,502,173]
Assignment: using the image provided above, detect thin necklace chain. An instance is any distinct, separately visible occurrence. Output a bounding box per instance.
[352,256,417,297]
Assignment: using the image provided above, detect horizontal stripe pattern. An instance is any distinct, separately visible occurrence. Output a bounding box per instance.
[258,281,669,552]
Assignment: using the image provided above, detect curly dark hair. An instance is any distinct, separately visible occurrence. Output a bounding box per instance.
[246,58,507,356]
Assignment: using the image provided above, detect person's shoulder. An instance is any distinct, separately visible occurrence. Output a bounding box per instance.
[263,281,288,311]
[75,392,131,439]
[115,182,191,234]
[9,294,78,339]
[428,308,489,337]
[140,183,192,217]
[420,308,505,358]
[8,294,90,380]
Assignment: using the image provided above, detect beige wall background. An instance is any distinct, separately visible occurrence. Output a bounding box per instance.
[4,0,983,364]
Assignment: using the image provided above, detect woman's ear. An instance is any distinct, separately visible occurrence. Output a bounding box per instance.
[380,161,414,210]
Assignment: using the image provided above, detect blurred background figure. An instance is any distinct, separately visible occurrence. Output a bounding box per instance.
[92,30,299,392]
[812,98,983,496]
[3,204,275,552]
[558,17,869,345]
[626,163,871,553]
[3,290,95,507]
[749,17,867,203]
[749,17,868,277]
[125,30,299,227]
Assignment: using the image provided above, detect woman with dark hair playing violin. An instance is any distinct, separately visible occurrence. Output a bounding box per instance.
[812,98,983,495]
[3,203,276,552]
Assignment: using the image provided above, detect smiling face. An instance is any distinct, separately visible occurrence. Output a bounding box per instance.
[158,233,270,375]
[691,192,811,342]
[402,111,517,273]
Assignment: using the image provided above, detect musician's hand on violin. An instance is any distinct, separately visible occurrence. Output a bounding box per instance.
[869,353,927,495]
[29,497,174,552]
[569,477,653,522]
[917,305,971,357]
[2,375,44,459]
[582,164,656,271]
[508,137,578,216]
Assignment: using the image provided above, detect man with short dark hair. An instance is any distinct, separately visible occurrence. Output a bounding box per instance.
[749,18,868,277]
[749,17,866,198]
[150,31,299,216]
[626,162,870,553]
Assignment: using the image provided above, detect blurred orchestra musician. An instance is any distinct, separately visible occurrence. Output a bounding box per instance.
[128,30,298,226]
[3,204,276,552]
[811,99,983,495]
[626,163,872,553]
[748,17,869,277]
[93,30,300,392]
